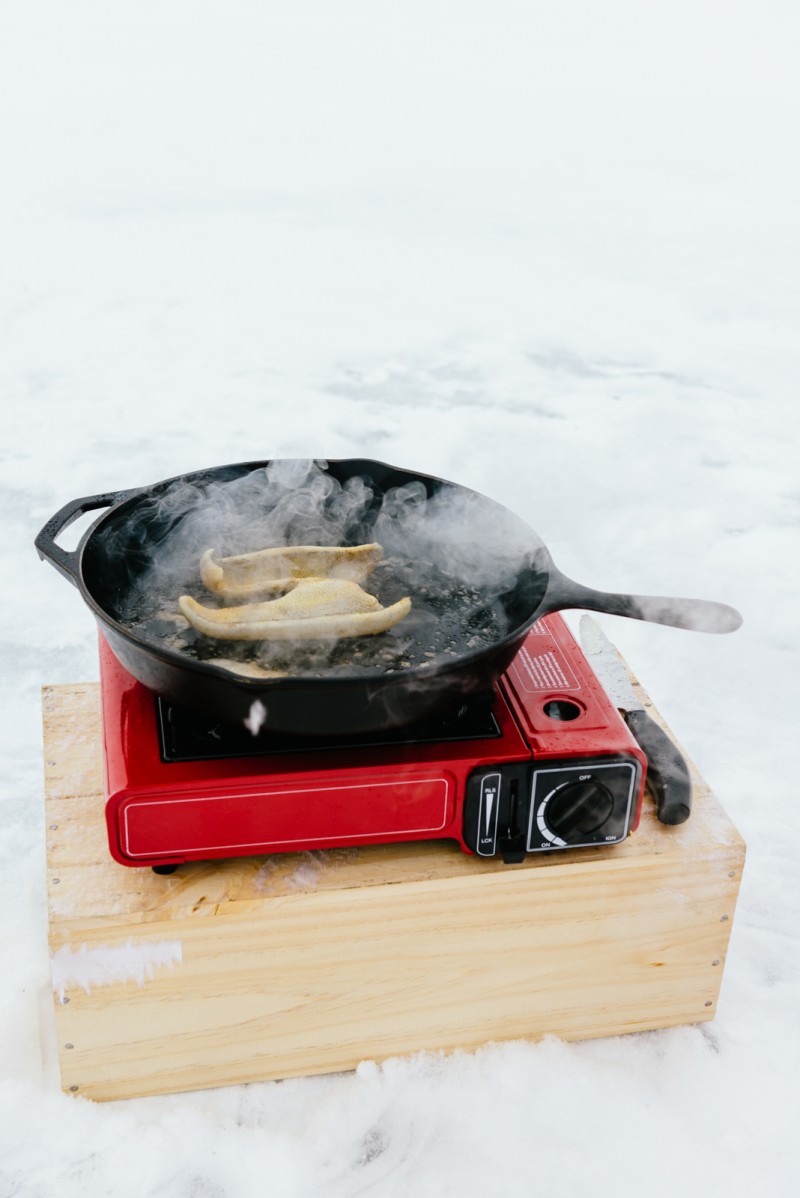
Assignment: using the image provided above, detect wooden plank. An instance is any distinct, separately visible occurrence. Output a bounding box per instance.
[50,854,741,1101]
[41,677,745,1101]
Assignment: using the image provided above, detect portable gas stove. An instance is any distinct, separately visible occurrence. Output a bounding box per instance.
[101,612,647,870]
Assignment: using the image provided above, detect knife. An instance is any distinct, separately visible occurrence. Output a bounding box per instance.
[579,615,692,825]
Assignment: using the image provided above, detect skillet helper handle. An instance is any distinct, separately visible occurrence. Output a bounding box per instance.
[35,489,137,588]
[624,707,692,825]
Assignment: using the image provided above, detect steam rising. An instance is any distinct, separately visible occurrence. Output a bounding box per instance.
[112,459,538,680]
[244,700,268,736]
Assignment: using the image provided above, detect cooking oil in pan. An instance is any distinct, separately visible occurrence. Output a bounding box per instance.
[125,557,510,679]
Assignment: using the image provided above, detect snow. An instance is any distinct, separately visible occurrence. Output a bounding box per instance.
[50,940,184,1003]
[1,0,799,1193]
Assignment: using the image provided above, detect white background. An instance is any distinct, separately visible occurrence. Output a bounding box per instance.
[1,2,798,1194]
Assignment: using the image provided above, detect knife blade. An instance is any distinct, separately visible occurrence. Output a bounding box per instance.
[579,615,692,825]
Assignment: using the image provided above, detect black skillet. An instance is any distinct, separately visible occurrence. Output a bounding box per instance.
[35,458,741,735]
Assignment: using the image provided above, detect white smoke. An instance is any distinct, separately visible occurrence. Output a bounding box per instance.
[244,699,268,735]
[108,458,539,679]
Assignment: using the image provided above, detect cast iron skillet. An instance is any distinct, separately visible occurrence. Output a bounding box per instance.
[35,458,741,734]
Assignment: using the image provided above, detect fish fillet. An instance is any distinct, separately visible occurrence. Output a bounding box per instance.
[207,659,288,679]
[200,543,384,599]
[179,578,411,642]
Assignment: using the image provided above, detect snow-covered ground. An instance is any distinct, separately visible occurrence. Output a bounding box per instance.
[1,1,798,1194]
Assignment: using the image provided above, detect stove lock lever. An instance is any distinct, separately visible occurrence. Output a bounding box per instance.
[498,779,526,864]
[474,772,502,856]
[463,767,529,862]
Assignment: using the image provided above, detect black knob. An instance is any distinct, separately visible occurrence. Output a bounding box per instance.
[547,780,614,840]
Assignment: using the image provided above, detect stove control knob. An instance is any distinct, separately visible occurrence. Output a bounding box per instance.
[546,780,615,841]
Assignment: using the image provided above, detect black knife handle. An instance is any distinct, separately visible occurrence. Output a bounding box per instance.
[624,708,692,825]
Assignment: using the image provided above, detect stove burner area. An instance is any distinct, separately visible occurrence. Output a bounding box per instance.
[100,614,647,870]
[156,691,502,763]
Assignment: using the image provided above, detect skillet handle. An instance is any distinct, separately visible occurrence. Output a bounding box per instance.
[547,574,743,633]
[35,489,139,588]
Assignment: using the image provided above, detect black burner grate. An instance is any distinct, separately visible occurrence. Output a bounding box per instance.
[156,690,501,764]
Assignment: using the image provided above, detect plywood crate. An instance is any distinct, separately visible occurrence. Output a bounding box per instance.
[42,672,745,1102]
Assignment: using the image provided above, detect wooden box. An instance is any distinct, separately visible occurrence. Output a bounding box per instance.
[42,672,745,1102]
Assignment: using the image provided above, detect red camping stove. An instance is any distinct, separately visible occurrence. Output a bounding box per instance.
[102,613,646,871]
